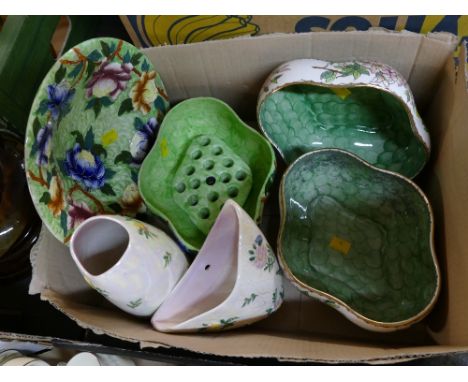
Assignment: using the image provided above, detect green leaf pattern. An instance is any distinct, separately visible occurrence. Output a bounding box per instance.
[118,98,133,116]
[242,293,258,308]
[163,252,172,268]
[199,317,240,332]
[315,61,410,90]
[39,191,51,204]
[318,62,370,83]
[127,298,143,309]
[266,287,284,315]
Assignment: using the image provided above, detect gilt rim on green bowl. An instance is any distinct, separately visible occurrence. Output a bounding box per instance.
[278,148,440,331]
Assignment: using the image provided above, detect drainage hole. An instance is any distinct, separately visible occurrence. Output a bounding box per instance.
[190,178,201,189]
[203,160,215,170]
[212,146,223,156]
[191,150,202,160]
[223,158,234,168]
[198,208,210,219]
[185,166,195,176]
[207,191,219,202]
[236,170,247,181]
[199,136,211,146]
[175,182,186,193]
[188,195,199,206]
[220,173,231,183]
[206,176,216,186]
[204,264,211,270]
[228,187,239,198]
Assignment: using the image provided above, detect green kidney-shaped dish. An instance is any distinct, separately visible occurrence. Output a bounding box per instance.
[278,149,440,332]
[138,97,276,251]
[258,59,430,178]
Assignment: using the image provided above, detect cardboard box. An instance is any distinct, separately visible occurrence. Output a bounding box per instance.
[120,15,468,53]
[28,30,468,363]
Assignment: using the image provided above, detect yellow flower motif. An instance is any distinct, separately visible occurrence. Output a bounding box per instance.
[101,129,118,147]
[133,220,157,239]
[208,323,222,331]
[160,137,169,158]
[133,221,146,231]
[47,176,64,217]
[130,71,159,114]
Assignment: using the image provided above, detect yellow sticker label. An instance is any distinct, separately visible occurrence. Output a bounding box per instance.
[331,87,352,100]
[329,235,351,255]
[101,129,118,147]
[160,138,169,158]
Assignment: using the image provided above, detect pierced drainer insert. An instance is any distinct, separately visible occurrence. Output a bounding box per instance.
[173,135,253,234]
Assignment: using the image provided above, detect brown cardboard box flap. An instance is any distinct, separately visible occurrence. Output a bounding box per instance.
[142,29,456,115]
[36,288,468,364]
[424,41,468,347]
[30,30,468,363]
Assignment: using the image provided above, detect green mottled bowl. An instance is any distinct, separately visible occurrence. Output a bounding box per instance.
[257,59,430,178]
[25,37,169,244]
[278,149,440,332]
[138,97,276,251]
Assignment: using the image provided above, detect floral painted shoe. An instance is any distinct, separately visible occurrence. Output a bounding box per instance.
[151,199,283,332]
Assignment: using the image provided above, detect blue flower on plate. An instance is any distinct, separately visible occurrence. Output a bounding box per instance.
[36,121,53,165]
[64,143,105,189]
[130,117,158,164]
[47,84,75,120]
[255,234,263,246]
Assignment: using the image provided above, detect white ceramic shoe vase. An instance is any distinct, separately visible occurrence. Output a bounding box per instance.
[70,215,188,317]
[152,199,284,332]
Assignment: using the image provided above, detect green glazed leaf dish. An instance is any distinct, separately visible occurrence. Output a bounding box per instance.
[257,59,430,178]
[138,97,276,251]
[278,149,440,332]
[25,37,169,244]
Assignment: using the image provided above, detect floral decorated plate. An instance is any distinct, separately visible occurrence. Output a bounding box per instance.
[257,59,429,178]
[25,38,169,244]
[138,97,276,251]
[278,149,440,331]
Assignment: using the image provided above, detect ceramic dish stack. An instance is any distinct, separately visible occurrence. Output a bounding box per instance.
[24,36,440,335]
[257,59,440,331]
[24,38,282,334]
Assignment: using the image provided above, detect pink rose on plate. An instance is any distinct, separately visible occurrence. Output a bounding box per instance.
[254,235,268,269]
[67,200,95,230]
[368,62,406,87]
[255,244,268,269]
[86,60,133,100]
